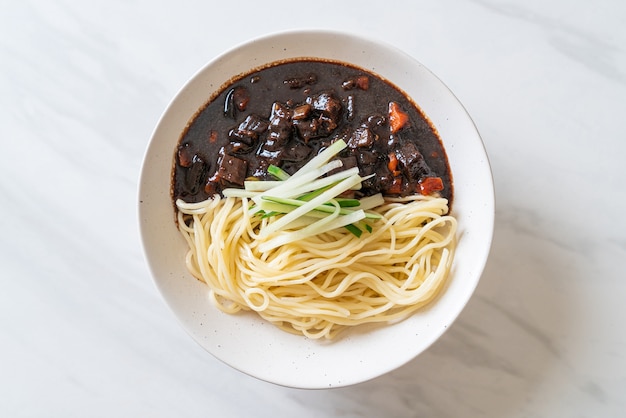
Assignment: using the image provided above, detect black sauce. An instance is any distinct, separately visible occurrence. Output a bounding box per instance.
[172,59,453,208]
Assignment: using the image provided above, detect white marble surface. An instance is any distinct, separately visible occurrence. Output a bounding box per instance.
[2,0,625,416]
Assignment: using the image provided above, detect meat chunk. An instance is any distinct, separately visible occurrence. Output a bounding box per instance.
[291,92,343,142]
[217,154,248,186]
[281,140,312,162]
[229,114,269,145]
[293,117,315,142]
[319,114,338,136]
[294,116,327,142]
[184,155,208,195]
[327,155,358,176]
[238,114,269,136]
[266,102,293,149]
[292,104,312,120]
[347,126,377,149]
[356,150,379,167]
[293,114,338,142]
[309,92,342,120]
[340,155,358,170]
[394,141,432,181]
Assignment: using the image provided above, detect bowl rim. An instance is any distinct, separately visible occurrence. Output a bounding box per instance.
[138,28,495,389]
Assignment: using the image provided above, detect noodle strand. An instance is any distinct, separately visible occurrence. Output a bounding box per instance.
[176,194,456,339]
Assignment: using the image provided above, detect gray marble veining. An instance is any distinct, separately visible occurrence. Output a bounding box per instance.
[2,0,625,416]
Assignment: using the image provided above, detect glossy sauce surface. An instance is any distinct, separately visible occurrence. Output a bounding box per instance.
[172,59,453,207]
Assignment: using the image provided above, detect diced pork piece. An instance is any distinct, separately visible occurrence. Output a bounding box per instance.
[347,126,377,148]
[293,117,319,142]
[281,140,312,162]
[292,104,312,120]
[356,150,379,167]
[266,102,293,149]
[327,155,358,176]
[294,114,339,142]
[229,114,269,145]
[184,155,208,195]
[317,114,338,136]
[217,154,248,186]
[310,92,342,120]
[394,141,432,181]
[340,155,358,170]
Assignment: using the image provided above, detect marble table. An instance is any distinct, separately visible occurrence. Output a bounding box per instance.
[2,0,625,416]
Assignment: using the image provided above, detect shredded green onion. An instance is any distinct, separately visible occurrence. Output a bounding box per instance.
[220,139,385,249]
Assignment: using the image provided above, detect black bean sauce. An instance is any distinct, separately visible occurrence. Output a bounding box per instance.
[172,59,453,209]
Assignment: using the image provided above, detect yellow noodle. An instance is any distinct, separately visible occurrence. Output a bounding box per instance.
[176,194,457,339]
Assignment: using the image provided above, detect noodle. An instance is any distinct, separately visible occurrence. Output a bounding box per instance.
[176,194,457,340]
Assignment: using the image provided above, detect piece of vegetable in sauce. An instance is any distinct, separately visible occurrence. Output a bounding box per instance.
[284,73,317,89]
[185,155,208,194]
[223,86,250,118]
[342,75,369,91]
[388,101,409,133]
[173,60,452,205]
[177,143,194,168]
[418,176,444,196]
[222,140,385,246]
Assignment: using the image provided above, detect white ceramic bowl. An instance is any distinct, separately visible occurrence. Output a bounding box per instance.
[139,29,494,388]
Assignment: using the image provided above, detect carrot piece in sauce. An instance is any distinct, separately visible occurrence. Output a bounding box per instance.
[355,75,369,90]
[418,177,444,196]
[387,152,401,177]
[388,102,409,133]
[388,177,403,194]
[388,152,398,172]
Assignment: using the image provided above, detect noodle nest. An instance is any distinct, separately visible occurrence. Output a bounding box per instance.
[176,195,456,340]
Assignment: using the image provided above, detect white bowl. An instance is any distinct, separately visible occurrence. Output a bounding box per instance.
[139,29,494,388]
